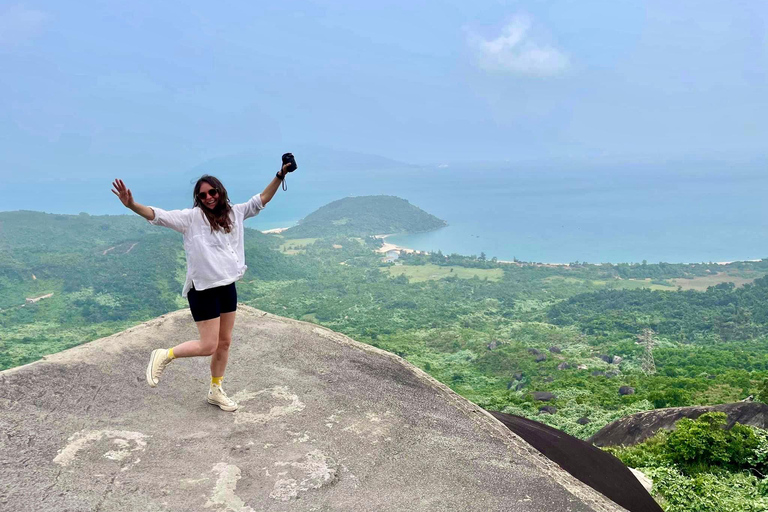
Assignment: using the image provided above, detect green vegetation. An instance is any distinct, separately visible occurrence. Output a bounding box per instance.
[0,211,301,368]
[383,263,504,282]
[277,237,319,254]
[282,195,447,238]
[4,206,768,510]
[607,413,768,511]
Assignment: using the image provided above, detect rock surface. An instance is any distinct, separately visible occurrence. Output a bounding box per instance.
[629,468,653,494]
[0,306,627,511]
[490,412,662,512]
[590,402,768,447]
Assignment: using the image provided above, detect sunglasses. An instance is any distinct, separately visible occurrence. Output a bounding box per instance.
[197,188,219,200]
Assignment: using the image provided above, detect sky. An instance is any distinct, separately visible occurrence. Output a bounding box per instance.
[1,0,767,184]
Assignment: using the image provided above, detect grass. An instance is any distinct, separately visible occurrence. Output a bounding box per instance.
[277,238,319,255]
[383,263,504,283]
[545,275,677,291]
[545,273,768,292]
[611,279,677,291]
[668,272,766,291]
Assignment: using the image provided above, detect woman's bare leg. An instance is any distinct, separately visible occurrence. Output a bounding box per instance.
[171,317,220,357]
[211,311,236,377]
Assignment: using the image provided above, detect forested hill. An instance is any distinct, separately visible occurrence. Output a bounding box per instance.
[282,195,447,238]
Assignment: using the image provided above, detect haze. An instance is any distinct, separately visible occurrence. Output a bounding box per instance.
[1,1,767,187]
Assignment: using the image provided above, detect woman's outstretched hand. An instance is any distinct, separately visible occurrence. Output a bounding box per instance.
[111,179,135,208]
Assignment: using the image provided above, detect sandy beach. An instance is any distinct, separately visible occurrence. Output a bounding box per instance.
[373,234,421,254]
[267,230,761,269]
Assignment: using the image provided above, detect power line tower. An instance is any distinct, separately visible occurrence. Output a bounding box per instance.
[638,328,657,376]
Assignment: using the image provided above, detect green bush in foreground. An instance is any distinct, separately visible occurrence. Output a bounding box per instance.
[644,466,768,512]
[607,413,768,511]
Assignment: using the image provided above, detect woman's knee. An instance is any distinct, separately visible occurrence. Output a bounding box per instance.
[216,336,232,353]
[200,339,219,356]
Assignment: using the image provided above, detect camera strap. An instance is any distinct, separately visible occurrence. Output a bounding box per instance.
[276,172,288,191]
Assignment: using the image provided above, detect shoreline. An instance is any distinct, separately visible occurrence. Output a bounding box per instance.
[261,227,290,234]
[267,230,765,267]
[373,234,421,255]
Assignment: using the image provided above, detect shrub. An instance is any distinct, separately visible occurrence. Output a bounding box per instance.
[665,412,760,473]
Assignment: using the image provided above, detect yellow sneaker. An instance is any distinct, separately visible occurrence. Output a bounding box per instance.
[146,349,172,387]
[208,384,238,412]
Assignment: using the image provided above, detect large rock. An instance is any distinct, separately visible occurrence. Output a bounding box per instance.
[629,468,653,494]
[589,401,768,447]
[1,307,627,511]
[533,392,556,401]
[490,412,662,512]
[619,386,635,396]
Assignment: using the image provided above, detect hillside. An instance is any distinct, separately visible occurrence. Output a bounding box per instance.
[0,307,626,512]
[6,209,768,509]
[282,195,447,238]
[0,211,303,370]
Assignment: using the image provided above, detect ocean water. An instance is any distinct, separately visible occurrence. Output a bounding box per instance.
[10,159,768,264]
[262,160,768,264]
[384,164,768,264]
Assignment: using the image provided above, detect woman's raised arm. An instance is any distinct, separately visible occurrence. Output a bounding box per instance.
[111,179,155,220]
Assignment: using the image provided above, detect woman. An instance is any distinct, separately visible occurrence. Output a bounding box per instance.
[111,158,294,411]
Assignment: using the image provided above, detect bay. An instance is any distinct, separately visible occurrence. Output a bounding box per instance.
[9,159,768,264]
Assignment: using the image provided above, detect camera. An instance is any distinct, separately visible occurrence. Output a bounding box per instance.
[281,153,297,173]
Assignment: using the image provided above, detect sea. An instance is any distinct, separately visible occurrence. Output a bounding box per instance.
[10,158,768,264]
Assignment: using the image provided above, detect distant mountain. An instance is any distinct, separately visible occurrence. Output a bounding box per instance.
[187,145,413,179]
[282,195,447,239]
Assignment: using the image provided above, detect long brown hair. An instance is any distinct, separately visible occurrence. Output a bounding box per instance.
[193,175,233,233]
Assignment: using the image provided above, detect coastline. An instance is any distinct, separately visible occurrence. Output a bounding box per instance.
[266,230,765,268]
[261,227,290,234]
[373,233,421,255]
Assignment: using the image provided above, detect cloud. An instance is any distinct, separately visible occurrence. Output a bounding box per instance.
[468,15,569,76]
[0,4,48,47]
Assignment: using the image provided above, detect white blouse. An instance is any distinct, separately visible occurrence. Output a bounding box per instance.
[148,194,264,297]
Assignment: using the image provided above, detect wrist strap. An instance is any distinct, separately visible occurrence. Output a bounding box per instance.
[276,171,287,191]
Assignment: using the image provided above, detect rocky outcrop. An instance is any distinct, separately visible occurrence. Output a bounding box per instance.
[1,306,629,511]
[589,402,768,447]
[490,412,662,512]
[629,468,653,494]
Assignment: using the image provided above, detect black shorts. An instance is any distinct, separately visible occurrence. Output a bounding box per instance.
[187,282,238,322]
